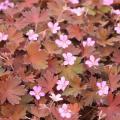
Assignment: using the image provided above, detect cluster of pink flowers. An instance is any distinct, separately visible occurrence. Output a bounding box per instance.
[96,81,109,96]
[0,0,14,11]
[26,29,39,41]
[0,32,8,42]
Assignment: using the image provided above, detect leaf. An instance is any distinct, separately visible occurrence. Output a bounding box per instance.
[99,6,111,13]
[26,42,48,70]
[100,93,120,120]
[82,91,99,106]
[112,49,120,64]
[6,27,25,53]
[109,73,120,92]
[67,24,85,40]
[30,105,50,118]
[47,0,65,18]
[38,70,58,93]
[69,103,81,113]
[0,75,26,105]
[86,7,96,16]
[59,58,85,80]
[1,104,28,120]
[44,40,62,55]
[63,45,81,55]
[22,7,49,25]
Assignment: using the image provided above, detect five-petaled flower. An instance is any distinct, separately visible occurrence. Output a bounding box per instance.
[56,76,69,91]
[68,0,79,4]
[102,0,113,5]
[26,29,39,41]
[63,52,76,65]
[82,37,95,47]
[70,7,85,16]
[112,9,120,15]
[48,22,60,34]
[0,32,8,42]
[55,35,71,49]
[85,55,100,67]
[0,0,14,11]
[49,92,63,102]
[29,85,45,100]
[58,104,72,119]
[96,81,109,96]
[114,23,120,34]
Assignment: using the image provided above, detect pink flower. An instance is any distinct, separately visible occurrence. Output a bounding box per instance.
[29,86,45,100]
[114,23,120,34]
[112,9,120,15]
[48,22,60,34]
[49,92,63,102]
[4,0,14,8]
[96,81,109,96]
[0,0,14,11]
[68,0,79,4]
[58,104,72,119]
[55,35,71,48]
[102,0,113,5]
[26,29,39,41]
[0,32,8,42]
[63,52,76,65]
[70,7,85,16]
[85,55,100,67]
[56,76,69,91]
[82,37,95,47]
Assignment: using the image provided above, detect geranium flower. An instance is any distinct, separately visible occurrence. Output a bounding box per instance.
[68,0,79,4]
[62,52,76,65]
[49,92,63,102]
[112,9,120,15]
[26,29,39,41]
[85,55,100,67]
[0,0,14,11]
[56,76,69,91]
[55,35,71,49]
[29,86,45,100]
[48,22,60,34]
[82,37,95,47]
[58,104,72,118]
[0,32,8,42]
[102,0,113,5]
[96,81,109,96]
[70,7,85,16]
[114,23,120,34]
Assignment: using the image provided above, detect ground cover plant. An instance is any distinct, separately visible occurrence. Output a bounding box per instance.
[0,0,120,120]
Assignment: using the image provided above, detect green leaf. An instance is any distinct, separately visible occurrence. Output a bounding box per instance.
[59,58,85,79]
[62,87,81,97]
[99,6,111,13]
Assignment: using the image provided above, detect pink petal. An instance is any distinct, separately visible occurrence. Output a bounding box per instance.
[35,95,40,100]
[85,60,93,67]
[48,22,53,28]
[29,91,35,96]
[90,55,95,62]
